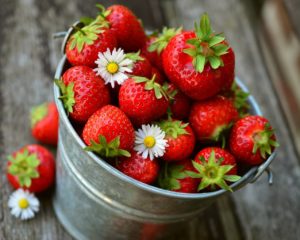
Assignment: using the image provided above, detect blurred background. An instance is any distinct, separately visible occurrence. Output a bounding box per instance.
[0,0,299,239]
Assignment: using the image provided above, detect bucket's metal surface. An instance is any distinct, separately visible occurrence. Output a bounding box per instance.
[53,54,276,240]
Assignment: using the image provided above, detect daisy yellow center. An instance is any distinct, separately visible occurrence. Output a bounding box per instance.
[106,62,119,74]
[18,198,29,209]
[144,136,156,148]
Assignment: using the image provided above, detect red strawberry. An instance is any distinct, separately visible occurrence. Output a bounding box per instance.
[55,66,110,123]
[141,36,163,71]
[159,119,195,161]
[119,76,169,126]
[158,160,199,193]
[83,105,135,158]
[7,144,55,193]
[30,102,59,146]
[96,4,146,52]
[186,147,240,192]
[66,22,117,67]
[116,151,159,184]
[189,96,238,143]
[167,83,191,120]
[143,27,182,71]
[229,116,279,165]
[162,14,235,100]
[126,51,152,78]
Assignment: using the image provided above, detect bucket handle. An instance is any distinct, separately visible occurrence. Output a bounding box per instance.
[53,21,83,55]
[248,151,276,185]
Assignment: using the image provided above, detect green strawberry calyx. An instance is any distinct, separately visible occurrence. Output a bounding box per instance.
[183,13,229,73]
[158,163,187,190]
[68,21,106,53]
[252,123,279,159]
[133,76,169,100]
[231,81,250,116]
[185,150,241,192]
[30,103,48,128]
[8,149,40,188]
[84,135,131,158]
[126,50,145,63]
[55,79,75,114]
[148,27,182,54]
[159,119,189,139]
[95,4,112,21]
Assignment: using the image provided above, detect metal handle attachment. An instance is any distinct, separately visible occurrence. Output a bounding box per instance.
[249,151,276,185]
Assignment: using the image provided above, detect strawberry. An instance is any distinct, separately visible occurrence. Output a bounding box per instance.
[229,116,279,165]
[7,144,55,193]
[55,66,110,123]
[116,151,159,184]
[126,51,152,78]
[141,36,163,71]
[83,105,135,158]
[119,76,169,126]
[158,160,199,193]
[66,21,117,67]
[221,80,250,117]
[96,4,146,52]
[162,14,235,100]
[189,96,238,143]
[186,147,240,192]
[30,102,59,146]
[151,67,165,85]
[144,27,182,71]
[159,119,195,161]
[167,83,191,120]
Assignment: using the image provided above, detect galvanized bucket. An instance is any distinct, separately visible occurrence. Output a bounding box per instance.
[52,26,276,240]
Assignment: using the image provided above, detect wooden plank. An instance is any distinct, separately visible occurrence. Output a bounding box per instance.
[0,0,166,239]
[0,0,217,239]
[161,0,300,239]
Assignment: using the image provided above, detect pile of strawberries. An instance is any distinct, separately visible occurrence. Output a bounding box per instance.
[55,4,279,193]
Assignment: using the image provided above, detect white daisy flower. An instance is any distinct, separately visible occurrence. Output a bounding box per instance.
[94,48,133,88]
[134,124,168,160]
[8,189,40,220]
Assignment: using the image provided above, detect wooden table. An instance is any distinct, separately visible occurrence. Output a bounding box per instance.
[1,0,299,239]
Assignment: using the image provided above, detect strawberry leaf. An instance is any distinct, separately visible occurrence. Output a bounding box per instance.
[68,23,105,53]
[158,119,189,138]
[30,103,48,128]
[148,27,182,54]
[190,150,241,192]
[252,123,279,159]
[84,135,131,158]
[126,51,144,63]
[55,79,75,114]
[183,13,229,73]
[8,149,40,188]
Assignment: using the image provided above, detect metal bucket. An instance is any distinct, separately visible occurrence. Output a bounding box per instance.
[52,26,276,240]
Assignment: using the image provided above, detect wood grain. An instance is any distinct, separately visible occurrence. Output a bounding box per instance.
[163,0,300,239]
[0,0,299,239]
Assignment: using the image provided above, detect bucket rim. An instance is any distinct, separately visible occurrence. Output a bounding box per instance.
[53,55,275,200]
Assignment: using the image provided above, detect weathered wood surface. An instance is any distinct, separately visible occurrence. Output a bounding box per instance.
[0,0,299,239]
